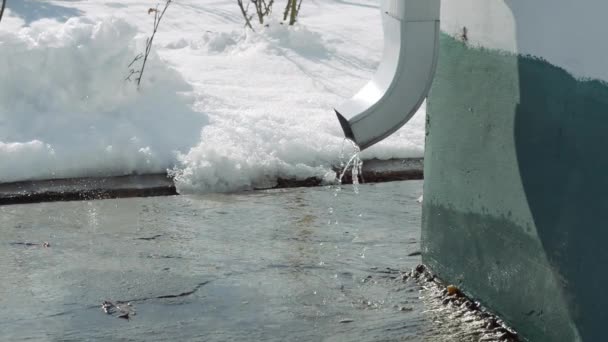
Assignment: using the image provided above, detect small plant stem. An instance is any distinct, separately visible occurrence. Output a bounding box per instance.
[137,0,172,89]
[237,0,255,30]
[0,0,7,25]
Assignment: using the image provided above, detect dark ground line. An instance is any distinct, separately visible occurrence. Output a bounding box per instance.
[0,158,423,205]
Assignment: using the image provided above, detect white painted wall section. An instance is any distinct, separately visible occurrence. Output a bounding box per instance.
[441,0,608,82]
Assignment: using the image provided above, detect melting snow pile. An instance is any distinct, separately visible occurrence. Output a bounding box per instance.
[0,17,205,183]
[0,0,425,193]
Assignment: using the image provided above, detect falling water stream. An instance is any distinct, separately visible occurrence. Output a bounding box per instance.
[337,139,364,193]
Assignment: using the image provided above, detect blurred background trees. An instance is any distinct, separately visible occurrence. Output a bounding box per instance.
[283,0,302,25]
[237,0,303,30]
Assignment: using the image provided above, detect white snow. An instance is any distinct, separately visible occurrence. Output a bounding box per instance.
[0,0,425,193]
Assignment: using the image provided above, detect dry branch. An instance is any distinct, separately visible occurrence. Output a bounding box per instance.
[237,0,255,30]
[283,0,302,25]
[0,0,7,25]
[126,0,172,89]
[238,0,276,30]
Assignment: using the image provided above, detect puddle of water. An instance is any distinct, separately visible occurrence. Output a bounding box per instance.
[0,180,504,341]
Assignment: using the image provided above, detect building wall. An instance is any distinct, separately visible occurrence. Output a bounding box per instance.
[423,1,608,340]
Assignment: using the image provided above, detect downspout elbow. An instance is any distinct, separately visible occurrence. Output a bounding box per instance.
[334,0,440,150]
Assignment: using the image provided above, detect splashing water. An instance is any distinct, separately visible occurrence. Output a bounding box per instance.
[327,140,364,227]
[337,140,364,194]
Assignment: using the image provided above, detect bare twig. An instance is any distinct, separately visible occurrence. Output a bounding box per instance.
[0,0,7,25]
[127,53,144,68]
[253,0,273,22]
[282,0,289,21]
[124,68,141,82]
[125,0,172,89]
[283,0,301,25]
[238,0,274,29]
[137,1,171,88]
[237,0,254,31]
[289,0,297,25]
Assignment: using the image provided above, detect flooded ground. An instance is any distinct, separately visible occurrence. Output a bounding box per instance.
[0,181,509,341]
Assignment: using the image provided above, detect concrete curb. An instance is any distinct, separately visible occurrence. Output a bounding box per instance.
[0,158,423,205]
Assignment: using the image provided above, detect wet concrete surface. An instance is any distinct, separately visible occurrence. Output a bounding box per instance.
[1,181,511,341]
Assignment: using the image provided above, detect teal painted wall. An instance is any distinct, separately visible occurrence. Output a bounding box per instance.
[424,34,608,341]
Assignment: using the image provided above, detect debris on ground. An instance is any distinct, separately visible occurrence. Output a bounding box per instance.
[101,300,135,320]
[9,241,51,248]
[403,264,520,342]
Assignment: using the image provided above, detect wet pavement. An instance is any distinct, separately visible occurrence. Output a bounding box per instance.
[0,181,512,341]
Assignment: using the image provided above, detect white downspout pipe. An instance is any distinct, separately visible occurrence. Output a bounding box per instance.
[335,0,440,150]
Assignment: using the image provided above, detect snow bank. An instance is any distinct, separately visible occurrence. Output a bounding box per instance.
[168,24,351,193]
[169,22,423,193]
[170,114,352,194]
[171,22,328,57]
[0,17,207,183]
